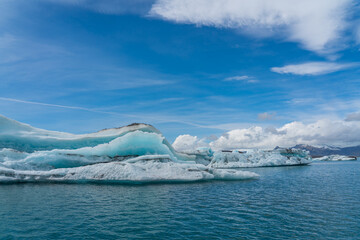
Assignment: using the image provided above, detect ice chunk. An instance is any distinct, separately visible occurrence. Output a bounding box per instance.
[313,155,357,161]
[209,148,312,168]
[0,158,259,183]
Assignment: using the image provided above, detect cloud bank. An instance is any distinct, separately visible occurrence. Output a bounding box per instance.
[150,0,353,53]
[173,119,360,151]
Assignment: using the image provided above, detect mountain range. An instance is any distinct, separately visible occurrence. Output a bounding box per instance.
[284,144,360,157]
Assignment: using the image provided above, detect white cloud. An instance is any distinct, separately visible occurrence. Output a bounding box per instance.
[150,0,352,53]
[0,97,130,116]
[43,0,154,15]
[271,62,357,75]
[172,119,360,150]
[258,112,276,121]
[225,75,248,81]
[172,134,208,152]
[0,34,69,64]
[224,75,258,83]
[345,112,360,121]
[357,25,360,44]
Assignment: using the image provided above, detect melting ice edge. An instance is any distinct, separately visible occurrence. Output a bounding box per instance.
[0,115,312,183]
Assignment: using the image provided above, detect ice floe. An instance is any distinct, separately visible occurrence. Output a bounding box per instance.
[313,155,357,161]
[0,115,258,183]
[185,148,312,168]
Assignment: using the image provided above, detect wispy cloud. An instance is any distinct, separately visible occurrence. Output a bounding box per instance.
[345,112,360,121]
[356,25,360,44]
[224,75,258,83]
[0,34,70,64]
[0,97,235,130]
[0,97,133,117]
[0,33,174,97]
[271,62,358,75]
[43,0,155,15]
[150,0,354,54]
[258,112,276,121]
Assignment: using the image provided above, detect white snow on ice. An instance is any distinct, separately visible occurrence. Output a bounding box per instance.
[313,155,357,161]
[0,115,261,183]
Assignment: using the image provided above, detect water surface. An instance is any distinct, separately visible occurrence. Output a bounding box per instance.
[0,161,359,239]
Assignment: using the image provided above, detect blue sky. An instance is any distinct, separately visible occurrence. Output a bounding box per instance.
[1,0,360,147]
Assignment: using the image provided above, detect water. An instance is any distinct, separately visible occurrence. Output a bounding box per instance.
[0,161,359,239]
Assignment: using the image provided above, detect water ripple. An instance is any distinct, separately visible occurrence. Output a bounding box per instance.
[0,161,359,239]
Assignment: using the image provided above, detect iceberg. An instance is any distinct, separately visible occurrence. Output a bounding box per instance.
[176,147,312,169]
[178,147,312,168]
[313,155,357,161]
[0,115,177,153]
[0,115,258,183]
[175,147,312,169]
[0,158,258,183]
[209,148,311,168]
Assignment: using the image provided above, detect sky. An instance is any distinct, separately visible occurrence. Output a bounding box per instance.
[1,0,360,149]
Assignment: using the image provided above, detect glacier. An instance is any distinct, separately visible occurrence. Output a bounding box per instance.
[0,115,258,183]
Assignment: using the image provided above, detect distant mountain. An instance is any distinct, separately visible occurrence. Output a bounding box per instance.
[275,144,360,157]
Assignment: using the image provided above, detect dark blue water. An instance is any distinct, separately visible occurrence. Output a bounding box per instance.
[1,161,359,239]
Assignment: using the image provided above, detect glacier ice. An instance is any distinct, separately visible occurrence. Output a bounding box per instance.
[0,115,314,183]
[313,155,357,161]
[206,148,312,168]
[0,159,259,183]
[0,115,258,183]
[0,115,177,153]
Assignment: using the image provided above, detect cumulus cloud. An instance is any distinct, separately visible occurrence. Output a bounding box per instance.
[150,0,352,53]
[224,75,258,83]
[258,112,276,121]
[172,134,208,152]
[271,62,357,75]
[172,119,360,150]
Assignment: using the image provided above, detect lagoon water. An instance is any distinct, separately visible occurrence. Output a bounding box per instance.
[0,161,359,239]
